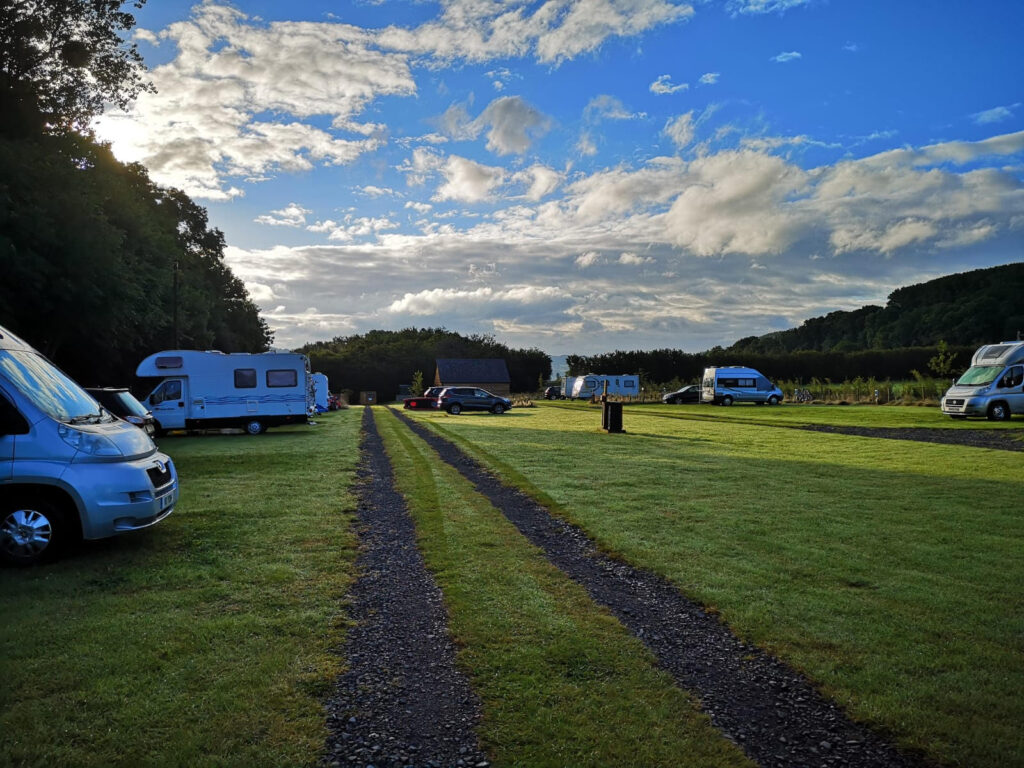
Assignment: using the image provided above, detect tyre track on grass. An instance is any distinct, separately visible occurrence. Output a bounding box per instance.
[395,409,920,768]
[322,407,488,768]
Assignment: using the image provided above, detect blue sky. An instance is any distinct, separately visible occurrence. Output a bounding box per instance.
[95,0,1024,353]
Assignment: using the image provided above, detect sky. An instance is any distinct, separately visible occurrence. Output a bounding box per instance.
[95,0,1024,355]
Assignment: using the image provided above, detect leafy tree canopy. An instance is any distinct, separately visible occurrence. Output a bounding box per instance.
[0,0,153,134]
[298,328,551,400]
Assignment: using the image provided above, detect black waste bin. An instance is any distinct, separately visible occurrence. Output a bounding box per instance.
[602,401,623,433]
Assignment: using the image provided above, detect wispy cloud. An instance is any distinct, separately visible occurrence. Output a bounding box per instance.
[771,51,802,63]
[971,104,1018,125]
[650,74,689,95]
[699,72,720,85]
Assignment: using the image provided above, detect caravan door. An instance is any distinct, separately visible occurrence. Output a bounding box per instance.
[146,378,188,431]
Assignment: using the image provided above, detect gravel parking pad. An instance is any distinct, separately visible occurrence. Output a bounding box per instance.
[322,408,487,768]
[396,410,919,768]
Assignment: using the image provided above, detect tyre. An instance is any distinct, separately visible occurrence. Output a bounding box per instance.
[0,497,72,566]
[987,402,1010,421]
[721,396,733,406]
[491,403,505,414]
[768,395,780,406]
[245,420,265,435]
[448,403,462,415]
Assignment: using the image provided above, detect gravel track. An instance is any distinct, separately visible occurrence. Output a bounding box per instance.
[322,408,488,768]
[396,410,922,768]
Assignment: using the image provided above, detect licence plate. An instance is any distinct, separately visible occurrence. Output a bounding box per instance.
[158,492,175,511]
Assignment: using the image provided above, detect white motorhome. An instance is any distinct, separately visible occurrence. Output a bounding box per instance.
[137,350,312,435]
[567,374,641,400]
[0,324,178,565]
[940,341,1024,420]
[702,366,783,405]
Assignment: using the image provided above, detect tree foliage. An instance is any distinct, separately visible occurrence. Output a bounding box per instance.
[0,0,270,386]
[0,0,153,134]
[298,328,551,401]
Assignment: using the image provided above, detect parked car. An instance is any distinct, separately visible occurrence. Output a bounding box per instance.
[0,324,178,565]
[437,387,512,415]
[661,384,701,404]
[403,387,445,410]
[85,387,157,436]
[544,386,561,399]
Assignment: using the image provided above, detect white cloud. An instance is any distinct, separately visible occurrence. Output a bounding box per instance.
[513,165,565,201]
[576,251,601,268]
[619,252,654,265]
[971,104,1018,125]
[584,95,645,122]
[727,0,811,14]
[664,112,695,149]
[771,51,802,63]
[699,72,720,85]
[434,155,507,202]
[650,74,689,95]
[255,202,311,227]
[477,96,551,155]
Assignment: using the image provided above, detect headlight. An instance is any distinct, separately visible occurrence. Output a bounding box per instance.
[58,424,124,456]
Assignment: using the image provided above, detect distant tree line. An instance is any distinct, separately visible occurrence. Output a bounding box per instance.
[567,262,1022,385]
[0,0,270,386]
[298,328,552,401]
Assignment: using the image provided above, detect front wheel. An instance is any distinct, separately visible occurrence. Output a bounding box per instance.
[491,403,505,414]
[987,402,1010,421]
[767,395,780,406]
[721,396,733,407]
[448,403,462,415]
[245,420,265,435]
[0,498,72,566]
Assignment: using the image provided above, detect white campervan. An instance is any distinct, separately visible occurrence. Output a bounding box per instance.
[940,341,1024,420]
[0,324,178,565]
[137,350,313,435]
[702,366,783,406]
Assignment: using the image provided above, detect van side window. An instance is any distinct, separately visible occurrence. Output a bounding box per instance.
[153,380,182,404]
[234,368,257,388]
[1001,365,1023,388]
[624,380,636,388]
[267,369,297,388]
[0,393,29,435]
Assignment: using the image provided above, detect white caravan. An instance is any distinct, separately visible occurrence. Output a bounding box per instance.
[701,366,783,405]
[137,350,312,435]
[940,341,1024,420]
[566,374,641,399]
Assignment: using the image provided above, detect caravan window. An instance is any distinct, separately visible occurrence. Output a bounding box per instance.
[155,356,183,369]
[234,369,257,388]
[267,369,298,388]
[624,380,636,388]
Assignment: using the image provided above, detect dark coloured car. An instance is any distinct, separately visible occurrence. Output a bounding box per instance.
[403,386,445,410]
[85,387,158,435]
[661,384,701,404]
[543,386,562,399]
[437,387,512,415]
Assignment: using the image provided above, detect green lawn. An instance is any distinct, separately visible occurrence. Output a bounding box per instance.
[0,411,361,768]
[398,403,1024,768]
[375,407,752,768]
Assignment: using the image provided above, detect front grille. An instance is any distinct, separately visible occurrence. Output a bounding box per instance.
[147,462,172,489]
[946,399,964,406]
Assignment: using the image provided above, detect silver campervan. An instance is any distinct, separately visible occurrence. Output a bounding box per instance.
[701,366,783,406]
[0,325,178,565]
[940,341,1024,421]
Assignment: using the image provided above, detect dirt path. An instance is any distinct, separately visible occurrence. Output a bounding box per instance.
[395,409,920,768]
[321,408,488,768]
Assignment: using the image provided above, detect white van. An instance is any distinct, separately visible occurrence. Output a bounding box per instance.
[0,325,178,565]
[702,366,783,405]
[940,341,1024,420]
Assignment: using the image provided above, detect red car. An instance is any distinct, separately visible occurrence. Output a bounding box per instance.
[403,387,444,410]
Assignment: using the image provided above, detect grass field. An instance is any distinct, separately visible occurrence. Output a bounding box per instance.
[0,411,361,768]
[399,402,1024,768]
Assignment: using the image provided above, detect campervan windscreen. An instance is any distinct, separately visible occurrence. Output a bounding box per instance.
[955,366,1002,386]
[0,350,115,424]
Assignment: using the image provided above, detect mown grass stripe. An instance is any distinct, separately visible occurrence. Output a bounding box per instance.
[375,406,753,768]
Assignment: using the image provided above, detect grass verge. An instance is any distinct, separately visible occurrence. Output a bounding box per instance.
[399,404,1024,768]
[0,411,361,768]
[374,407,752,768]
